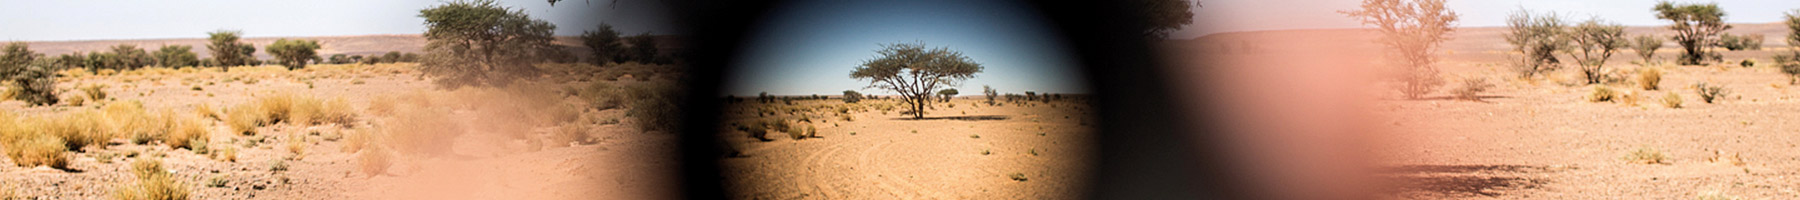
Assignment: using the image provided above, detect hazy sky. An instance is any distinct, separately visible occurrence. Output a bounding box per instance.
[0,0,676,41]
[724,0,1088,96]
[1174,0,1800,38]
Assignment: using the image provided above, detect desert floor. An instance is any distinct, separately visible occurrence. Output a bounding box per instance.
[718,98,1097,199]
[0,63,676,199]
[1180,28,1800,199]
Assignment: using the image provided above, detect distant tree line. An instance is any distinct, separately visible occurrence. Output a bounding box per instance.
[581,23,673,65]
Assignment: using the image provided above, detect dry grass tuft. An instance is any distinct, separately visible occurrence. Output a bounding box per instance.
[367,95,398,117]
[1587,86,1617,102]
[164,117,208,150]
[114,158,189,200]
[1624,146,1669,164]
[1662,92,1684,108]
[1638,67,1663,90]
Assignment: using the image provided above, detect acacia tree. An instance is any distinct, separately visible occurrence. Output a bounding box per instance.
[207,30,255,70]
[1632,35,1663,64]
[937,88,958,102]
[1565,18,1627,84]
[1653,1,1730,65]
[110,44,153,70]
[1778,9,1800,84]
[842,90,862,103]
[1342,0,1459,99]
[850,42,983,119]
[266,38,322,70]
[1504,10,1566,79]
[152,45,199,68]
[581,24,625,65]
[418,0,558,88]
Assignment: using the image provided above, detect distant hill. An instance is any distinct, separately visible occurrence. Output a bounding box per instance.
[15,34,684,60]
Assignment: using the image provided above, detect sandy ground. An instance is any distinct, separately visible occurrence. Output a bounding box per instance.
[718,98,1097,199]
[1175,27,1800,199]
[0,64,676,199]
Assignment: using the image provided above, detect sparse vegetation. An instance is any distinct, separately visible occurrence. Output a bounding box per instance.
[1654,1,1730,65]
[1695,82,1726,103]
[1506,10,1566,79]
[113,158,190,200]
[1451,77,1492,101]
[1638,67,1663,90]
[1631,35,1663,64]
[1624,146,1669,164]
[1587,86,1617,102]
[1343,0,1459,99]
[266,38,322,70]
[417,0,558,88]
[1566,18,1627,84]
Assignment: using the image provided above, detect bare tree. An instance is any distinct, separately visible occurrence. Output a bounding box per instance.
[1342,0,1460,99]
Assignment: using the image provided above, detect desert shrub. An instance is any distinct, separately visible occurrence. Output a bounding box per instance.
[1719,33,1763,51]
[2,133,70,169]
[165,116,208,150]
[36,110,111,151]
[151,45,200,68]
[81,84,108,101]
[785,124,807,140]
[1739,59,1756,68]
[624,82,679,132]
[1631,35,1662,64]
[1506,10,1567,79]
[2,43,59,106]
[1009,173,1028,182]
[267,38,321,70]
[359,147,391,177]
[114,158,189,200]
[342,128,375,153]
[214,147,237,162]
[1566,18,1627,84]
[195,103,220,120]
[385,105,463,156]
[225,103,268,135]
[1451,77,1493,101]
[1587,86,1617,102]
[581,81,623,110]
[1638,67,1663,90]
[1695,82,1726,103]
[1623,146,1668,164]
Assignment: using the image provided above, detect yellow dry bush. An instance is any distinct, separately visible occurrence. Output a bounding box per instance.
[254,92,299,124]
[80,84,107,101]
[315,97,358,126]
[1638,67,1663,90]
[2,133,70,169]
[194,103,220,120]
[547,123,590,147]
[36,109,111,151]
[226,103,269,135]
[114,158,189,200]
[385,105,463,156]
[165,116,208,150]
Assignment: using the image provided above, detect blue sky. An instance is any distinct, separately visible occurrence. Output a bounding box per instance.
[1174,0,1800,38]
[723,0,1088,96]
[0,0,676,41]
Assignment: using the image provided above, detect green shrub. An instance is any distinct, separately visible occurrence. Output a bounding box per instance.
[1695,82,1726,103]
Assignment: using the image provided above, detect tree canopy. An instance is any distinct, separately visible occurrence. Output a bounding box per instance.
[1653,1,1730,65]
[850,42,983,119]
[1342,0,1459,99]
[418,0,559,88]
[207,30,255,70]
[266,38,322,70]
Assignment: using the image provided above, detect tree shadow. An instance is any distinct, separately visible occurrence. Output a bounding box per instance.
[1382,164,1554,198]
[890,115,1010,121]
